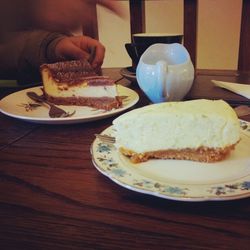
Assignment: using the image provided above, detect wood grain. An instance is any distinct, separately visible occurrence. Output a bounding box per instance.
[129,0,145,40]
[238,0,250,70]
[184,0,198,68]
[0,68,249,250]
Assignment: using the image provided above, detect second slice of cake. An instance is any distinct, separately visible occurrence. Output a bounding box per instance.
[40,60,122,111]
[112,99,240,163]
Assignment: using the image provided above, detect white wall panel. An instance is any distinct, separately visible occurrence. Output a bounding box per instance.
[145,0,183,34]
[97,1,131,68]
[97,0,242,70]
[197,0,242,69]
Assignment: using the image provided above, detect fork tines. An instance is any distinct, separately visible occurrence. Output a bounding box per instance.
[95,134,116,144]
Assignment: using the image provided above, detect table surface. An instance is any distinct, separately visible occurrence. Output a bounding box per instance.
[0,68,249,250]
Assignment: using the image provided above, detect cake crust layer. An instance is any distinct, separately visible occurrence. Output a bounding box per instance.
[120,143,238,163]
[45,94,122,110]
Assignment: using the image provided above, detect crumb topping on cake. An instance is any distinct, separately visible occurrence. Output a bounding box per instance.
[40,60,97,84]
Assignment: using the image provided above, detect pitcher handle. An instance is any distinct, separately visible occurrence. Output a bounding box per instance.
[156,60,168,103]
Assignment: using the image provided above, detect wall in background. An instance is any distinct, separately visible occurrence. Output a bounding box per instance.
[145,0,183,34]
[197,0,242,70]
[97,1,131,68]
[97,0,242,70]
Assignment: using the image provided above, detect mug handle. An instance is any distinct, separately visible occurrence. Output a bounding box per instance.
[156,60,169,102]
[125,44,139,65]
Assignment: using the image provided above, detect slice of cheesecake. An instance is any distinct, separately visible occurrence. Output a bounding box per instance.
[40,60,122,110]
[112,99,240,163]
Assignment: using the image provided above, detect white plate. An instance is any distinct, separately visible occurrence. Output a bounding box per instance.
[0,85,139,124]
[91,120,250,202]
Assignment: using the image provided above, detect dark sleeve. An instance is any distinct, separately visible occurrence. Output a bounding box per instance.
[0,30,69,84]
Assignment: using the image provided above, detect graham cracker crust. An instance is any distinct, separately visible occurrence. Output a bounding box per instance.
[120,143,238,163]
[45,94,122,111]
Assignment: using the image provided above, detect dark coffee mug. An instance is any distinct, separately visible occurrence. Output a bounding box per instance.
[125,43,149,70]
[132,33,183,45]
[126,33,183,71]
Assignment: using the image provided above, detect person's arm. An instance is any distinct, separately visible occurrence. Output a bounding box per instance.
[0,30,68,84]
[0,30,106,84]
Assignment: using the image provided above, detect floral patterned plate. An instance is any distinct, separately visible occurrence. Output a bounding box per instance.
[91,120,250,202]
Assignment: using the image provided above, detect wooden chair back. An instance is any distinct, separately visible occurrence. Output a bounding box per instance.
[84,0,250,71]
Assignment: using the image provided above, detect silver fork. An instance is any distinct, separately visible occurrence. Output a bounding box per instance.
[95,134,116,144]
[27,91,75,118]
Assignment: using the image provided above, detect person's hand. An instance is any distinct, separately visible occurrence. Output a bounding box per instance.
[54,35,105,70]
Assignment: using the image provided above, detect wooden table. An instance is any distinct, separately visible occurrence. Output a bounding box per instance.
[0,68,249,250]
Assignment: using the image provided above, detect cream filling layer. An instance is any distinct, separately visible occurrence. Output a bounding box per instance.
[42,73,117,98]
[113,100,240,153]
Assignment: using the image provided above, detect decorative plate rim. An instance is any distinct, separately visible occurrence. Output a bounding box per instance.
[91,120,250,202]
